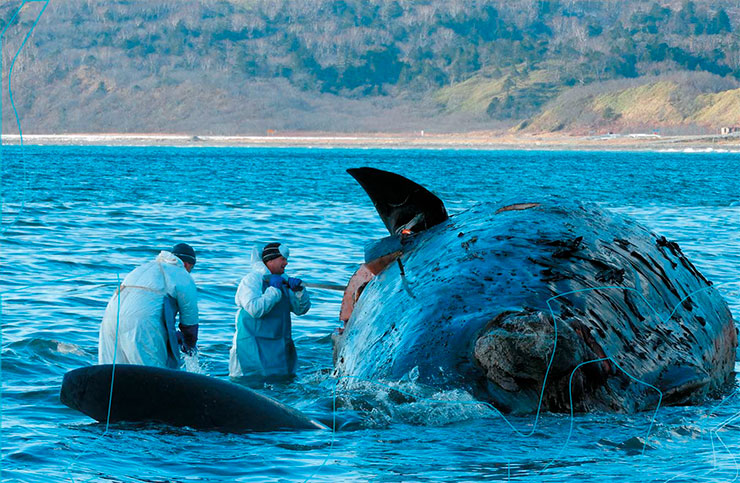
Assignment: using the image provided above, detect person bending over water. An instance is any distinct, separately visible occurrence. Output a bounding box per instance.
[98,243,199,368]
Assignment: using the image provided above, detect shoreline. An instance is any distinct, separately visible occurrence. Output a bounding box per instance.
[2,132,740,152]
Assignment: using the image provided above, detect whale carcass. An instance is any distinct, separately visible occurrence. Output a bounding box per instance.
[333,167,737,413]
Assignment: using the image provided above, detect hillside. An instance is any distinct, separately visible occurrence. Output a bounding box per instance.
[2,0,740,135]
[522,73,740,133]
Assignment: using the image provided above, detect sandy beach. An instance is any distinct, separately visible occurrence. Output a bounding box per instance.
[2,132,740,151]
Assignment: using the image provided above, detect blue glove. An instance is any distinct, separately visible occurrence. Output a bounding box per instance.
[288,277,304,291]
[268,274,285,289]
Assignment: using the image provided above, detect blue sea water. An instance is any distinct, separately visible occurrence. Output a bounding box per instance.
[1,145,739,482]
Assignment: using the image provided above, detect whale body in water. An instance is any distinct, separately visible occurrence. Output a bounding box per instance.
[60,365,327,432]
[333,168,737,413]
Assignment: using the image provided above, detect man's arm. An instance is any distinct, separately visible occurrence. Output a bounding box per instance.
[288,278,311,315]
[174,273,199,353]
[175,274,199,326]
[236,272,282,318]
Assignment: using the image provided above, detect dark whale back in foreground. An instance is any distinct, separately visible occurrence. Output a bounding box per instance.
[60,365,326,432]
[334,168,737,414]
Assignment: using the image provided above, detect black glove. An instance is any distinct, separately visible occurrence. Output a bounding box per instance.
[179,323,199,355]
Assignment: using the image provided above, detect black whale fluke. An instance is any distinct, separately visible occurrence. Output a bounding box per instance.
[347,167,448,235]
[60,365,327,433]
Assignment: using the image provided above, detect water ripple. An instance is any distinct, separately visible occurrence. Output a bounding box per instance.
[2,147,738,482]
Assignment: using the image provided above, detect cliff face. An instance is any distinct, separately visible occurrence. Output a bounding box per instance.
[2,0,740,135]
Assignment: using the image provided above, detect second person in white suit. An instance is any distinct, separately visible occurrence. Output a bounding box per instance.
[229,242,311,378]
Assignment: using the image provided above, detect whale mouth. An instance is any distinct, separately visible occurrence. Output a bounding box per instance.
[341,167,450,328]
[347,167,448,235]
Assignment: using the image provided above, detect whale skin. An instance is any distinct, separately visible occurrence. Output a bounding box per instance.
[333,199,737,413]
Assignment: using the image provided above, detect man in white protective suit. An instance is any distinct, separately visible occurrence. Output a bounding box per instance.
[98,243,200,368]
[229,242,311,379]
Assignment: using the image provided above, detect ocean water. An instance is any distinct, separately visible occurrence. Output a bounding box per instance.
[1,145,738,482]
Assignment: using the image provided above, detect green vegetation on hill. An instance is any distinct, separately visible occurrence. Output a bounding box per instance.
[524,72,740,133]
[2,0,740,134]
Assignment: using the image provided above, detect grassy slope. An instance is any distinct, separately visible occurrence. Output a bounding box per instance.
[434,76,508,115]
[592,82,683,124]
[521,77,740,134]
[693,89,740,125]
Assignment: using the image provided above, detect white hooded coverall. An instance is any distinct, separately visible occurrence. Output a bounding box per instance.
[229,260,311,378]
[98,251,199,368]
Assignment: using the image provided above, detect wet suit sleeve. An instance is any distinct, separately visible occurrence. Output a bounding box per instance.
[174,271,200,351]
[175,273,199,327]
[236,272,282,318]
[289,288,311,316]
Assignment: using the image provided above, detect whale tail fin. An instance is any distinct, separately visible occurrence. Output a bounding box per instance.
[347,167,448,235]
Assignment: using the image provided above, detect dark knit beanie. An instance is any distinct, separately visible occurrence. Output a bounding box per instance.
[262,242,286,263]
[172,243,196,265]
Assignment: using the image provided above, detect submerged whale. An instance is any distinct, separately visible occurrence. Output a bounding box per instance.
[333,168,737,413]
[60,365,327,432]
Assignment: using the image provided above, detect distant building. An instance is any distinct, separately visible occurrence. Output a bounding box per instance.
[720,127,740,134]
